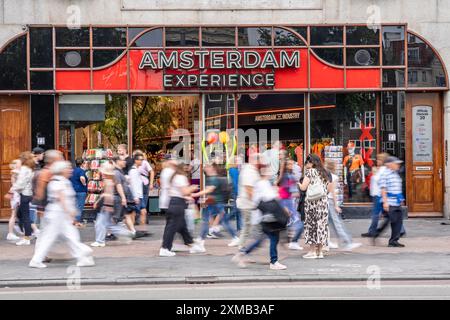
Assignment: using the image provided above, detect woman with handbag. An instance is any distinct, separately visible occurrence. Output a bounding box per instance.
[299,154,331,259]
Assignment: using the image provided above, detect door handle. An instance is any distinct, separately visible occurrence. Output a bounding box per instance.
[439,168,442,180]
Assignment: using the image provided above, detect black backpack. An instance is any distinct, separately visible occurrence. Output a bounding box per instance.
[257,199,290,232]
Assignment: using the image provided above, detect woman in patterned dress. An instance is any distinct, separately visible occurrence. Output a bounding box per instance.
[299,154,331,259]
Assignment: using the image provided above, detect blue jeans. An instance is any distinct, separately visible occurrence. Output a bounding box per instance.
[228,199,242,232]
[200,204,237,239]
[280,198,304,242]
[75,192,87,222]
[243,230,280,264]
[328,198,352,246]
[95,211,132,244]
[368,196,383,234]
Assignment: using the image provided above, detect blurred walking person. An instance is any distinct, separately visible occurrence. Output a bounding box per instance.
[137,151,154,225]
[70,158,88,227]
[236,153,261,248]
[159,163,203,257]
[113,155,136,236]
[373,156,406,247]
[362,153,389,237]
[299,154,331,259]
[29,161,94,268]
[277,154,303,250]
[232,166,288,270]
[324,160,361,251]
[4,159,22,241]
[91,163,133,247]
[11,152,35,246]
[128,152,145,227]
[195,163,239,252]
[117,144,133,175]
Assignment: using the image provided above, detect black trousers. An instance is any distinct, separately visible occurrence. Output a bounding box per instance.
[161,198,193,250]
[18,194,33,237]
[376,205,403,244]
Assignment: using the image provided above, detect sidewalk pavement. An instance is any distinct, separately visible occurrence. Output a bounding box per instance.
[1,217,450,287]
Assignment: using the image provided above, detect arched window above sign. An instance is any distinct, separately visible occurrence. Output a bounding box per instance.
[407,32,447,88]
[0,34,27,90]
[274,28,306,47]
[130,28,163,47]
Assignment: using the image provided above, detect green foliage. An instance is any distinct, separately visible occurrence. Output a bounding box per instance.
[93,95,175,151]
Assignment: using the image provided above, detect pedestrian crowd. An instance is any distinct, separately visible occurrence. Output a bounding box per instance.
[3,141,406,270]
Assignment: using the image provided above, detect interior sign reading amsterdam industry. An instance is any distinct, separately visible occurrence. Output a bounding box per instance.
[139,50,300,88]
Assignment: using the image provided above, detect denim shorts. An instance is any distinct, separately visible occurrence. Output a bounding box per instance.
[29,204,37,224]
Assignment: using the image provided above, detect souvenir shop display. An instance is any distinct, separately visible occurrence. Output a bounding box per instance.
[311,138,333,161]
[324,145,344,206]
[82,148,114,206]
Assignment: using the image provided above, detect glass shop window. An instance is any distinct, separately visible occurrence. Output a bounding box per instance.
[346,48,379,66]
[382,26,405,66]
[165,28,199,47]
[238,27,272,46]
[93,50,124,68]
[202,27,235,47]
[310,26,343,46]
[30,27,53,68]
[346,26,379,45]
[310,92,377,203]
[407,32,446,87]
[383,69,405,88]
[130,28,163,47]
[56,27,90,47]
[312,48,343,65]
[93,27,127,47]
[274,28,305,46]
[0,35,27,90]
[56,49,90,68]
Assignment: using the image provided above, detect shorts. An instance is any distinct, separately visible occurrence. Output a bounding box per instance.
[140,184,149,210]
[10,192,20,210]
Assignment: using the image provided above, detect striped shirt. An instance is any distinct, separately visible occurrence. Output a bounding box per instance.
[379,168,403,206]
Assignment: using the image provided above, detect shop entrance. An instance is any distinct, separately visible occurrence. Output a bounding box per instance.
[406,93,444,215]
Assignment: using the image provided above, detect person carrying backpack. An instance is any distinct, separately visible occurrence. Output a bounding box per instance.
[195,163,239,252]
[232,165,289,270]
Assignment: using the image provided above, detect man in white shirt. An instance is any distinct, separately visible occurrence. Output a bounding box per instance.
[262,141,282,184]
[237,153,261,248]
[159,156,178,214]
[128,152,144,233]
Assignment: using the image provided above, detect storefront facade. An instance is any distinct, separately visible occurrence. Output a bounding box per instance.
[0,0,449,219]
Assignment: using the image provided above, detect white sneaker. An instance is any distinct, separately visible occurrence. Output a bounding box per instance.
[32,229,41,237]
[14,225,24,236]
[171,244,189,252]
[76,256,95,267]
[6,233,20,241]
[228,237,240,247]
[317,252,324,259]
[29,260,47,269]
[270,261,287,270]
[328,241,339,249]
[159,248,176,257]
[343,242,362,251]
[206,232,219,239]
[15,238,31,246]
[288,242,303,250]
[302,252,318,259]
[189,243,206,254]
[231,252,247,268]
[90,242,106,247]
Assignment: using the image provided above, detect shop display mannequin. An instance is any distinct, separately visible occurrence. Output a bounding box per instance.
[343,142,365,199]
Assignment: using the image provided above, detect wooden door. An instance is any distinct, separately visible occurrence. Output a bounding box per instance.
[406,93,443,216]
[0,96,30,219]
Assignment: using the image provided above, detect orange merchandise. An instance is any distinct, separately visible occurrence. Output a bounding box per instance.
[295,145,303,166]
[343,154,364,172]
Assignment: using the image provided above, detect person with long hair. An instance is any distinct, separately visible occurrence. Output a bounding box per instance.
[299,154,331,259]
[29,161,94,268]
[12,152,35,246]
[277,152,303,250]
[159,162,204,257]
